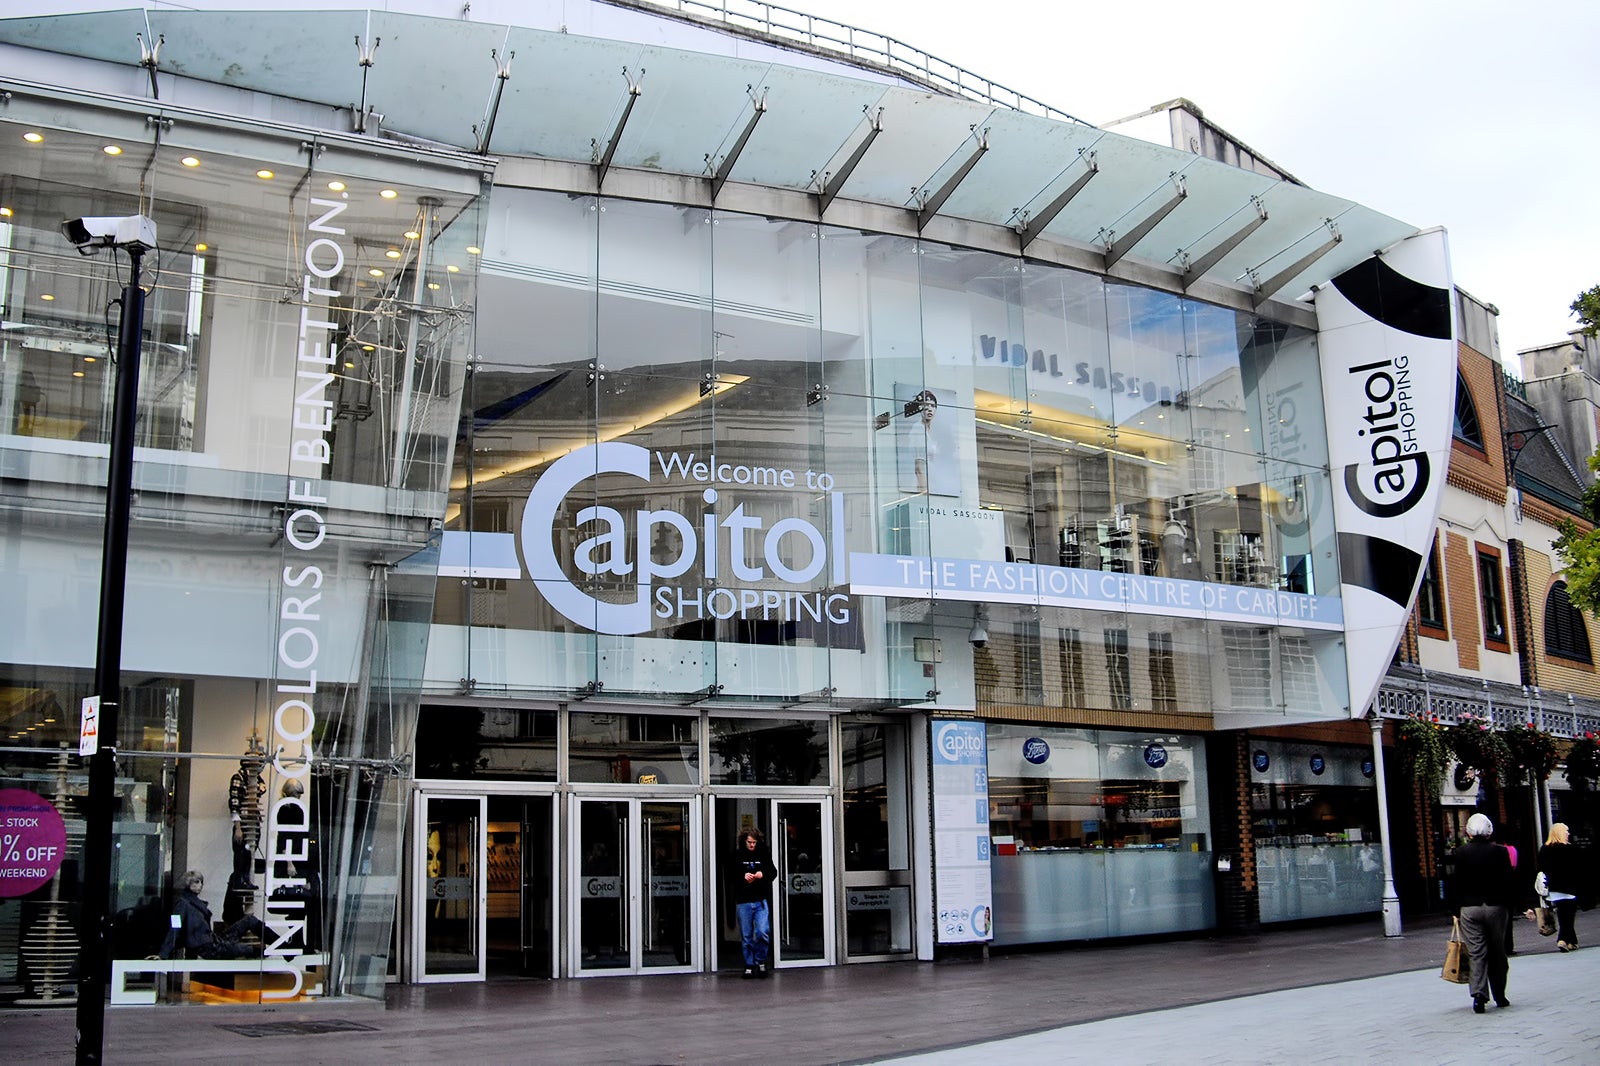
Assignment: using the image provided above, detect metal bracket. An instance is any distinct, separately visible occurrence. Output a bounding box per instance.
[1249,218,1342,308]
[819,105,884,216]
[1017,148,1099,248]
[1178,195,1268,287]
[916,125,989,232]
[1103,172,1188,269]
[709,84,768,200]
[136,32,163,100]
[473,43,515,154]
[352,25,381,134]
[594,67,644,189]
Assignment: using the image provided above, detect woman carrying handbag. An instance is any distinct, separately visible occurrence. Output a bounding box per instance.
[1538,823,1583,952]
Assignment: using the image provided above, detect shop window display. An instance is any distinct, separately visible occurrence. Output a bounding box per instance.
[1250,739,1382,921]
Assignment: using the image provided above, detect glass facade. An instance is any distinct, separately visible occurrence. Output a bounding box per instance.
[428,188,1347,722]
[0,91,483,1003]
[0,57,1391,1008]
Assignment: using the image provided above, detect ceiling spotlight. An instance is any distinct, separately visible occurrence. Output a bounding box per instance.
[181,156,201,167]
[23,132,44,143]
[404,230,421,240]
[427,281,441,290]
[103,145,123,156]
[446,264,460,273]
[466,245,482,255]
[327,180,347,191]
[380,188,398,199]
[257,169,275,180]
[0,207,11,217]
[195,242,208,252]
[368,268,384,277]
[41,294,55,301]
[385,249,401,259]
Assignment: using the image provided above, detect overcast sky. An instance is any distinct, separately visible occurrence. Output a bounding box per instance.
[791,0,1599,363]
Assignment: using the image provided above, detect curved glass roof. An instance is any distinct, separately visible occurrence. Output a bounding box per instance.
[0,4,1422,304]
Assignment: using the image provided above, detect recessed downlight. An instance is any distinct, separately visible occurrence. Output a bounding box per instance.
[257,169,275,180]
[195,242,208,252]
[385,249,401,259]
[181,156,201,167]
[466,246,482,255]
[103,144,124,156]
[368,268,384,277]
[404,230,421,240]
[327,180,347,192]
[40,294,55,301]
[23,132,43,144]
[446,264,460,273]
[379,188,398,199]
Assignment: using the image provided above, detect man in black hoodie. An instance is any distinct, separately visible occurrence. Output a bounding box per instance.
[729,828,777,978]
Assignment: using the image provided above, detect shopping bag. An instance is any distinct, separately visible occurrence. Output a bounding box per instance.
[1537,905,1556,937]
[1441,917,1469,984]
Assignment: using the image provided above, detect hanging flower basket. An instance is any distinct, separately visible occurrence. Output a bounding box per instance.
[1446,713,1513,785]
[1501,721,1561,782]
[1396,715,1449,801]
[1568,733,1600,791]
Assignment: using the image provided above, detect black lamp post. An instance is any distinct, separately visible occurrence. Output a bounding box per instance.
[66,217,154,1065]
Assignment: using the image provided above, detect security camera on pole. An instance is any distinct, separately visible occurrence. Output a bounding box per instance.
[64,213,156,1065]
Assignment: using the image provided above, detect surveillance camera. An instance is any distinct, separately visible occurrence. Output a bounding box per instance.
[968,624,988,649]
[60,215,158,255]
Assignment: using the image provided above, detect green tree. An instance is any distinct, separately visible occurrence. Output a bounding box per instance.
[1573,284,1600,337]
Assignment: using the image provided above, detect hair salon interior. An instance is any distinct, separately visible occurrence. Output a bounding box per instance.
[2,0,1597,1013]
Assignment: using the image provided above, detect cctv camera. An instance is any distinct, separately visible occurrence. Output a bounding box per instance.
[968,624,988,649]
[60,215,158,255]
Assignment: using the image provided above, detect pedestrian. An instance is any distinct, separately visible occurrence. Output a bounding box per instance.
[1537,822,1583,952]
[1449,813,1515,1012]
[729,827,776,978]
[155,870,264,960]
[1502,836,1519,956]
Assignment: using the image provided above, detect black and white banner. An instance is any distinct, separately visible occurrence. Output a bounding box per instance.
[1315,228,1454,719]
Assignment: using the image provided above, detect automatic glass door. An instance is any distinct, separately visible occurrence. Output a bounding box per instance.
[572,796,699,976]
[413,793,486,982]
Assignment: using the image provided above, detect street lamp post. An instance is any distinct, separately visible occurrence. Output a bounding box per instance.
[1367,709,1404,937]
[70,221,153,1065]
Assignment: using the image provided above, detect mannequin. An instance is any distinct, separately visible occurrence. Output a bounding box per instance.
[223,735,267,924]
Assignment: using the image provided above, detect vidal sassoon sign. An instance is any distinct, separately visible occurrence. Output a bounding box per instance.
[1314,228,1455,718]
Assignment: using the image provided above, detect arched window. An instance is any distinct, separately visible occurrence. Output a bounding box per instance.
[1453,370,1482,447]
[1544,581,1593,663]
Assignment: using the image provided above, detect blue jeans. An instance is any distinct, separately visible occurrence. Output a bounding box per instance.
[736,900,770,967]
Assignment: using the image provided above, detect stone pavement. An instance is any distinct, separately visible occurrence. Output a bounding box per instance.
[877,935,1600,1065]
[6,913,1596,1064]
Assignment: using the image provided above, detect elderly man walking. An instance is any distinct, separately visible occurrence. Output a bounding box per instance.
[1449,813,1516,1013]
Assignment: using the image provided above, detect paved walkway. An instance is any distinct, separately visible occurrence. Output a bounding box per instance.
[7,914,1597,1064]
[879,938,1600,1065]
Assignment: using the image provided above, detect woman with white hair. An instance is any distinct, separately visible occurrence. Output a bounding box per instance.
[1537,823,1583,952]
[1449,812,1516,1013]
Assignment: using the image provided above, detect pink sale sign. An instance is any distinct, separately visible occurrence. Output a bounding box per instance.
[0,788,68,897]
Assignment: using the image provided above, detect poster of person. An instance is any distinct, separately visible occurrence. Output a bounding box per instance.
[895,384,961,497]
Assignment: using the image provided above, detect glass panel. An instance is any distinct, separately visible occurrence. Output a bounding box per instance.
[707,716,829,786]
[576,800,628,970]
[845,884,913,957]
[841,720,910,872]
[641,801,691,969]
[775,802,825,962]
[422,797,481,976]
[569,712,700,786]
[414,705,557,780]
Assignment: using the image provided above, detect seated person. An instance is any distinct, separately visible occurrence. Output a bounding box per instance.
[156,870,265,960]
